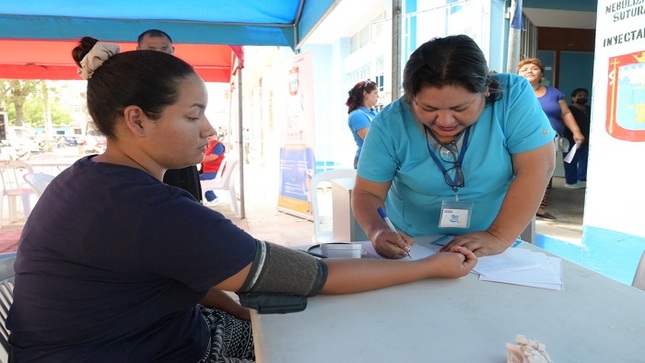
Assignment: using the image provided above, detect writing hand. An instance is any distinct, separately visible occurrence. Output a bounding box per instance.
[372,229,414,259]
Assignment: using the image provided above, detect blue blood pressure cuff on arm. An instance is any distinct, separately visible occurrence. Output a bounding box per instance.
[237,240,328,314]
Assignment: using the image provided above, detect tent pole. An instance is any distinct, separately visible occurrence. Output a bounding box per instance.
[506,0,523,73]
[391,0,402,100]
[237,69,246,219]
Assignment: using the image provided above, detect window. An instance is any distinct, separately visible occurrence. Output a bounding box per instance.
[349,12,386,55]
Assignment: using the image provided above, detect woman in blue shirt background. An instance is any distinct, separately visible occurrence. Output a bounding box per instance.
[518,58,585,219]
[346,80,379,168]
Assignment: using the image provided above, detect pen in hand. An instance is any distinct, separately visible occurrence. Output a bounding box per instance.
[377,207,412,258]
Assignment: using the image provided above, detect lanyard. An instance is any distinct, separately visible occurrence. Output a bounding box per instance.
[423,125,471,194]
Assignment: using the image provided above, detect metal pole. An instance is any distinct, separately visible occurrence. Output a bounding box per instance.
[237,69,246,219]
[391,0,402,100]
[506,0,523,73]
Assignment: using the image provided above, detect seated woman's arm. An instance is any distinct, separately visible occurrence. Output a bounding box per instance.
[199,288,250,321]
[213,240,477,299]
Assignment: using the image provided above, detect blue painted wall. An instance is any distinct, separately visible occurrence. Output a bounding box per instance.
[536,50,556,86]
[537,227,645,286]
[558,51,595,100]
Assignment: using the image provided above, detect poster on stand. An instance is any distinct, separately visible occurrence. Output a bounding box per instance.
[277,52,316,219]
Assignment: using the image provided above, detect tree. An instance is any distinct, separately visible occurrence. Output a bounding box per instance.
[0,81,10,111]
[1,80,73,128]
[22,98,72,128]
[1,80,40,126]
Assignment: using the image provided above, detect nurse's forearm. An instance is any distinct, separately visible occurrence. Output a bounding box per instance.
[351,189,388,239]
[487,145,554,244]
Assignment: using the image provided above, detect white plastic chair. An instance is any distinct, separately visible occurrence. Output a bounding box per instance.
[632,251,645,291]
[0,252,17,363]
[0,160,34,226]
[23,172,55,197]
[309,169,357,243]
[200,157,241,218]
[520,216,536,244]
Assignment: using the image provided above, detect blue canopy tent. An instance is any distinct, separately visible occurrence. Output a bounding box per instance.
[0,0,339,217]
[0,1,336,47]
[0,0,338,80]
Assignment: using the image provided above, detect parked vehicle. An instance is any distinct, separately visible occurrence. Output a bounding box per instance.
[2,126,39,160]
[83,129,107,154]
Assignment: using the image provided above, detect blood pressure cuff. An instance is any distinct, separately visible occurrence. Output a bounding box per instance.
[237,240,328,314]
[237,293,308,314]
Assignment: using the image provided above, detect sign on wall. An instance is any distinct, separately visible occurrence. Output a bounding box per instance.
[585,0,645,237]
[606,50,645,141]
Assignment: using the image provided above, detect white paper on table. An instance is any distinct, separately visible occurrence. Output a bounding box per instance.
[360,241,386,259]
[414,235,451,248]
[360,235,443,260]
[479,255,563,291]
[563,143,578,163]
[473,248,543,275]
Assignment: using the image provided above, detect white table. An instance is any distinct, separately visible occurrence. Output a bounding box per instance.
[251,242,645,362]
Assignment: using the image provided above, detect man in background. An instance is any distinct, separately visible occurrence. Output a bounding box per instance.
[563,88,591,189]
[137,29,203,202]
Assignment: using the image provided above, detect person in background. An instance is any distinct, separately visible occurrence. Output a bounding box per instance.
[200,133,226,206]
[346,80,379,169]
[517,58,585,219]
[352,35,555,259]
[137,28,203,202]
[563,88,591,189]
[243,128,250,164]
[137,28,175,53]
[7,37,477,362]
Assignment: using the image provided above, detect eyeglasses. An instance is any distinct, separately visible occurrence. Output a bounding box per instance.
[424,126,465,190]
[438,143,465,188]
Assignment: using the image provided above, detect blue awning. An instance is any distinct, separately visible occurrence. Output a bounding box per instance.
[0,0,337,48]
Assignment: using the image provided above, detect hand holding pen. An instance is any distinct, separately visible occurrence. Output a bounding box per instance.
[377,207,412,259]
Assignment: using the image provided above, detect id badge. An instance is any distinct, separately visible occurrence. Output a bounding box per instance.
[439,200,473,228]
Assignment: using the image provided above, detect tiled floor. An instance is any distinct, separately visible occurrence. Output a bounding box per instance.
[534,177,585,245]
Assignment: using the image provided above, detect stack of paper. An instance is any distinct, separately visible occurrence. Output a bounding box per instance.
[475,248,563,290]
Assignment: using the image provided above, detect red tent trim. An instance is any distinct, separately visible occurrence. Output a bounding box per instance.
[0,39,243,82]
